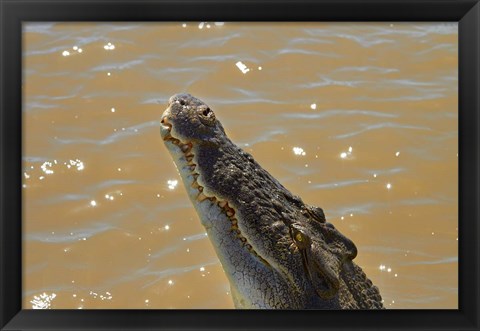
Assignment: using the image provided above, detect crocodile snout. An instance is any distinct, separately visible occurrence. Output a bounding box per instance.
[168,93,207,109]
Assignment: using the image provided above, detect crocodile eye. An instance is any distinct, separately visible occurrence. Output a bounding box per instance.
[292,228,310,249]
[197,106,216,126]
[295,233,303,242]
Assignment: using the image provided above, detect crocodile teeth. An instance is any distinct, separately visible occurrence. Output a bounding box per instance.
[164,132,250,251]
[181,144,191,153]
[197,192,208,202]
[161,117,172,127]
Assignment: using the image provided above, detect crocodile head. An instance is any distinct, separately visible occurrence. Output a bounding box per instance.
[160,93,383,309]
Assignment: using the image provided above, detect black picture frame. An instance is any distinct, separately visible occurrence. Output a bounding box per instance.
[1,0,479,330]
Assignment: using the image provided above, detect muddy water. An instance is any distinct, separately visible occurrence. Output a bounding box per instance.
[22,22,458,309]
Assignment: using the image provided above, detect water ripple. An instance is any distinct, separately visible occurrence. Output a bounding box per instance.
[303,28,395,48]
[23,156,51,163]
[183,232,209,242]
[56,120,158,146]
[356,93,446,102]
[399,198,439,206]
[283,109,398,120]
[150,67,210,75]
[385,79,440,87]
[91,59,145,72]
[41,193,91,205]
[312,179,371,190]
[179,34,241,48]
[272,48,331,56]
[417,43,457,55]
[24,23,56,34]
[333,122,432,139]
[361,245,435,258]
[208,97,286,105]
[140,260,219,289]
[186,54,257,63]
[30,87,83,101]
[329,202,380,217]
[239,129,286,146]
[25,101,60,111]
[25,223,115,243]
[288,37,333,45]
[372,23,457,38]
[300,76,365,88]
[366,167,406,176]
[335,66,399,74]
[406,256,458,266]
[94,179,139,191]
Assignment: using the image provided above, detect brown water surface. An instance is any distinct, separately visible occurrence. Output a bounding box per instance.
[23,22,458,309]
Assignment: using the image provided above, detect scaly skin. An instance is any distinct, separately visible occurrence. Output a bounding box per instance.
[160,93,384,309]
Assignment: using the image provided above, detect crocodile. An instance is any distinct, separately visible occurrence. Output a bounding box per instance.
[160,93,384,309]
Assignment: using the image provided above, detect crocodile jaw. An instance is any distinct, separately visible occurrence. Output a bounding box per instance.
[160,116,273,307]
